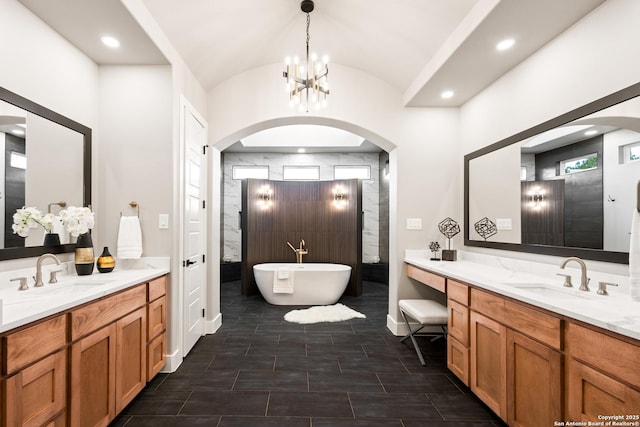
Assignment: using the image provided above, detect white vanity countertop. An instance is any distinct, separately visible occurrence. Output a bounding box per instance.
[404,251,640,341]
[0,259,169,334]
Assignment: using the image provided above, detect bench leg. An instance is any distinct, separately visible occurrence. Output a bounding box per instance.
[400,309,426,366]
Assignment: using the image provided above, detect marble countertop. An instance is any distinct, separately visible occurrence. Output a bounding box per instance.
[0,259,169,334]
[404,251,640,341]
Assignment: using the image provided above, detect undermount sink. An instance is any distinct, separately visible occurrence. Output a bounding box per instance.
[505,282,589,300]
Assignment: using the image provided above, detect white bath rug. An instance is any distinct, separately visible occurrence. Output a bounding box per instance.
[284,303,366,324]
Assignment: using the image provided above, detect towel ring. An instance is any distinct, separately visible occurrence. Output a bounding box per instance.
[120,201,140,217]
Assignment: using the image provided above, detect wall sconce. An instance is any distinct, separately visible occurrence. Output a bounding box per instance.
[528,187,545,210]
[259,186,272,209]
[333,186,346,208]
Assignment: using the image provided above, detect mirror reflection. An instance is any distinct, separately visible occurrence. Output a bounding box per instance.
[468,95,640,257]
[0,92,88,257]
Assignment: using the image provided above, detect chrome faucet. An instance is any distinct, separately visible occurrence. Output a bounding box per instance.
[286,239,308,264]
[34,253,61,287]
[560,256,590,291]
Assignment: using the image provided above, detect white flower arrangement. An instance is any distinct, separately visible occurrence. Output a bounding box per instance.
[59,206,95,237]
[12,207,56,237]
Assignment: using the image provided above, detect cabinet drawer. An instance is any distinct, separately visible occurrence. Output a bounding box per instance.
[147,333,166,381]
[448,298,469,346]
[407,265,445,292]
[3,315,66,375]
[471,289,561,350]
[448,280,469,305]
[567,322,640,389]
[71,284,146,341]
[5,349,66,427]
[148,275,167,302]
[447,336,469,386]
[147,296,166,341]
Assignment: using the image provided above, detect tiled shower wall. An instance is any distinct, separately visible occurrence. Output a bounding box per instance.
[222,152,383,263]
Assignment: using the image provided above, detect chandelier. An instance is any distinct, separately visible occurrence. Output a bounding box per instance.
[283,0,329,112]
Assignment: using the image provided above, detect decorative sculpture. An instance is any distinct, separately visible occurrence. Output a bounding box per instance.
[474,217,498,241]
[428,241,441,261]
[438,218,460,261]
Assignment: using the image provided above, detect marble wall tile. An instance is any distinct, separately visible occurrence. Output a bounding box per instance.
[221,152,383,262]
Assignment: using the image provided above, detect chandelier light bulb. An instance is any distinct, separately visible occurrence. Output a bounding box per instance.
[285,56,291,65]
[322,55,329,64]
[293,56,299,64]
[311,52,318,62]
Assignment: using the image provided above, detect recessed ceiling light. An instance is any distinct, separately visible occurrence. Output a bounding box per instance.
[441,90,454,99]
[101,35,120,48]
[584,130,598,136]
[496,38,515,51]
[297,148,306,153]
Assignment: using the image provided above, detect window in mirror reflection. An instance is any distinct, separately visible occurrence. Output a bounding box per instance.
[10,151,26,169]
[560,153,598,175]
[623,142,640,163]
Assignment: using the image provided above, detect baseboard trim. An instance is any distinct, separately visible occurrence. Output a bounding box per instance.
[161,347,182,373]
[205,313,222,334]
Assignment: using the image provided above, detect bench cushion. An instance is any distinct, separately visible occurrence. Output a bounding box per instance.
[399,299,448,324]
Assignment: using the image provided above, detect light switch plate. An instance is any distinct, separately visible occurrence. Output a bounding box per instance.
[159,214,169,229]
[406,218,422,230]
[496,218,512,230]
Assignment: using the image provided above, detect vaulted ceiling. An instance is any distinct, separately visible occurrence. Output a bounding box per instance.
[19,0,605,107]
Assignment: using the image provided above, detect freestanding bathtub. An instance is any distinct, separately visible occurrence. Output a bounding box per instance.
[253,263,352,305]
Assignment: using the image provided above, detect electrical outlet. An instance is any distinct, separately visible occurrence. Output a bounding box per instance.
[406,218,422,230]
[496,218,512,230]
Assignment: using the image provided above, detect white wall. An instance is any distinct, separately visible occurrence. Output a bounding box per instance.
[603,129,640,251]
[208,63,460,329]
[460,0,640,275]
[96,66,173,256]
[0,0,99,270]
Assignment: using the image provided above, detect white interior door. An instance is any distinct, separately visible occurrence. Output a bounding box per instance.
[183,105,206,356]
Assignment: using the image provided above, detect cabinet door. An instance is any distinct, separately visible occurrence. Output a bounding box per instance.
[507,329,562,427]
[115,307,147,413]
[147,333,167,381]
[568,360,640,421]
[470,311,507,421]
[70,324,116,427]
[147,295,166,340]
[5,350,66,427]
[448,299,469,346]
[447,336,469,386]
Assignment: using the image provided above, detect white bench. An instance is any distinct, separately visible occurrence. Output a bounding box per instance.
[398,299,448,366]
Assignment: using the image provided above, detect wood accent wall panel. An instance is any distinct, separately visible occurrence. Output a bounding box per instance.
[242,179,362,297]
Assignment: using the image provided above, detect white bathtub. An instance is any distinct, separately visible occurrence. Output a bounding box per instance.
[253,263,352,305]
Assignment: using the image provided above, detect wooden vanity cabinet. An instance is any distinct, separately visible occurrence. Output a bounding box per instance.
[566,322,640,420]
[69,284,146,427]
[146,276,167,381]
[446,280,470,385]
[2,315,67,427]
[470,310,507,420]
[470,288,562,426]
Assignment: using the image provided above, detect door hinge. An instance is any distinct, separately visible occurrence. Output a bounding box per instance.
[202,308,206,317]
[202,200,206,209]
[203,145,209,155]
[202,254,206,264]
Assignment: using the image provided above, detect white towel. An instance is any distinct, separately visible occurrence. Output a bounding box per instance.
[630,210,640,301]
[117,216,143,259]
[273,268,294,294]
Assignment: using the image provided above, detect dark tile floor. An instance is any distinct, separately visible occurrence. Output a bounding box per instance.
[112,280,506,426]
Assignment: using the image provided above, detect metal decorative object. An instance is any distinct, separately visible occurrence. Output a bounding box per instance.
[474,217,498,241]
[438,218,460,261]
[428,241,441,261]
